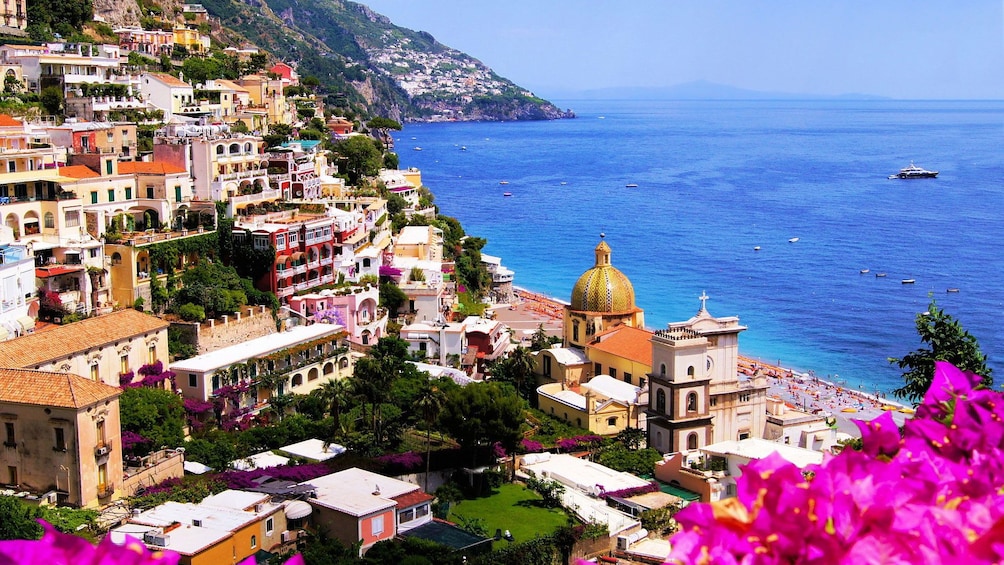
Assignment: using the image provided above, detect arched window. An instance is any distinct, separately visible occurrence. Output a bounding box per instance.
[292,374,303,387]
[43,212,54,229]
[323,362,334,375]
[660,363,667,376]
[687,392,698,412]
[687,432,698,450]
[111,252,122,265]
[229,143,240,154]
[216,145,224,155]
[656,389,666,413]
[572,321,580,342]
[244,142,252,153]
[687,366,695,378]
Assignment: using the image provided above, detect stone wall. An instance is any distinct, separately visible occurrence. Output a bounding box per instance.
[122,449,185,497]
[170,306,278,356]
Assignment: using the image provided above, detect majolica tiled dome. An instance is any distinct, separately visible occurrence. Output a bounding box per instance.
[570,238,636,313]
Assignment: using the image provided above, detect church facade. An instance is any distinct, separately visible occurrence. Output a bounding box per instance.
[562,238,645,349]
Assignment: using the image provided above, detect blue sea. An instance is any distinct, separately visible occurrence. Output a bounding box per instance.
[396,99,1004,395]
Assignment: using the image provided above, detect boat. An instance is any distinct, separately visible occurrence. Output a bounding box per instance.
[499,180,509,185]
[901,279,916,284]
[860,269,870,274]
[888,162,938,179]
[625,183,638,188]
[875,273,887,278]
[753,246,761,251]
[560,181,567,185]
[413,147,422,151]
[503,192,512,197]
[460,146,467,151]
[947,288,960,293]
[788,237,799,243]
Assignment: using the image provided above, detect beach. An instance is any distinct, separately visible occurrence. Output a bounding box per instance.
[488,287,911,437]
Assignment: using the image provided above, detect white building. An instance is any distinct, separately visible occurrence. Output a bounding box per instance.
[399,319,467,366]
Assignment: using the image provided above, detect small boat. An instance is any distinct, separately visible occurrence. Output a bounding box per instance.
[788,237,799,243]
[753,246,761,251]
[860,269,870,274]
[875,273,887,278]
[841,407,858,413]
[460,146,467,151]
[625,183,638,188]
[882,405,899,411]
[560,181,567,185]
[499,180,509,185]
[901,279,916,284]
[503,192,512,197]
[889,162,938,179]
[947,288,960,293]
[413,147,422,151]
[898,407,916,414]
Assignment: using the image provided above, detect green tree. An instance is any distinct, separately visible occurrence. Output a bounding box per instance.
[455,237,492,299]
[415,380,446,491]
[120,387,186,450]
[0,496,43,540]
[40,86,63,115]
[615,426,647,450]
[440,381,525,465]
[379,281,408,316]
[489,347,536,402]
[334,135,383,185]
[317,378,352,433]
[890,299,993,404]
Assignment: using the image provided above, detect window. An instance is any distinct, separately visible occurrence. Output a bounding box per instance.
[65,211,79,227]
[399,509,414,523]
[607,417,617,427]
[107,188,115,202]
[660,363,666,376]
[6,162,13,173]
[655,389,666,414]
[609,368,617,379]
[54,428,65,451]
[624,372,632,384]
[415,504,429,518]
[371,515,384,536]
[148,346,156,364]
[90,364,99,381]
[594,363,601,376]
[250,535,257,549]
[687,392,698,412]
[125,187,132,200]
[739,431,751,440]
[687,432,698,450]
[710,397,718,407]
[739,392,751,403]
[111,253,122,265]
[6,466,15,485]
[105,160,113,175]
[120,355,128,375]
[146,186,154,199]
[91,192,98,204]
[188,374,197,388]
[3,422,13,446]
[542,355,551,378]
[43,212,54,229]
[175,186,182,202]
[687,366,695,378]
[572,321,579,342]
[265,517,274,535]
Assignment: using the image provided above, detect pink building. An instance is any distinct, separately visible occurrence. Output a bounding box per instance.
[288,285,386,346]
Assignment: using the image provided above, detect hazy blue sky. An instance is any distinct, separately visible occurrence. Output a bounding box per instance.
[357,1,1004,99]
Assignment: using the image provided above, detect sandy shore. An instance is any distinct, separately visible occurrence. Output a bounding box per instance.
[486,287,912,436]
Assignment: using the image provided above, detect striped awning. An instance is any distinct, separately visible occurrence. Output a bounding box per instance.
[17,316,35,331]
[284,500,312,520]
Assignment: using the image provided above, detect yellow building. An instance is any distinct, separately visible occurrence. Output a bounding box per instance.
[536,375,645,435]
[173,27,210,55]
[0,308,169,388]
[0,368,123,508]
[585,324,653,388]
[563,236,644,349]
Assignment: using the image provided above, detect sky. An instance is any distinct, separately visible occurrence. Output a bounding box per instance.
[356,1,1004,100]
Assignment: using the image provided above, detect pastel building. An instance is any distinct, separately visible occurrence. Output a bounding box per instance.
[169,323,351,416]
[400,319,467,366]
[536,374,646,435]
[0,237,36,339]
[0,368,123,508]
[646,295,769,454]
[113,27,174,57]
[0,308,169,388]
[585,324,652,389]
[304,468,433,555]
[140,73,194,121]
[287,285,386,346]
[462,315,509,374]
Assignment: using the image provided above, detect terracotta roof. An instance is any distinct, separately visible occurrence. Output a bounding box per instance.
[0,368,121,408]
[147,72,191,88]
[586,325,654,366]
[0,309,169,368]
[118,161,187,175]
[0,114,22,127]
[213,79,248,93]
[57,165,100,179]
[391,490,434,509]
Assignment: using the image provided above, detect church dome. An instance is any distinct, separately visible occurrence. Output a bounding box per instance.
[570,238,637,313]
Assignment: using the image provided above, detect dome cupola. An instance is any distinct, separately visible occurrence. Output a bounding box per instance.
[570,235,636,313]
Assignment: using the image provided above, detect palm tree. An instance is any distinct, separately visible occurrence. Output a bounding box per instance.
[318,378,352,432]
[415,381,446,492]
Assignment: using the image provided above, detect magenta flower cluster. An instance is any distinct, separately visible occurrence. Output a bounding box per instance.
[0,521,306,565]
[598,481,659,500]
[520,439,544,453]
[376,451,424,471]
[556,435,603,452]
[120,430,150,451]
[667,362,1004,564]
[215,463,333,490]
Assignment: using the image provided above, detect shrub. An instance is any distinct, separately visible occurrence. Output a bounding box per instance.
[177,302,206,322]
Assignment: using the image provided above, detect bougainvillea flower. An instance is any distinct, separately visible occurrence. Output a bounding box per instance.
[0,522,180,565]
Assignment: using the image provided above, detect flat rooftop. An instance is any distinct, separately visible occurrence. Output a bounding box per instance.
[169,324,343,373]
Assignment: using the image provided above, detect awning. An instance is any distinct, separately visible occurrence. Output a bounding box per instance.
[0,325,9,341]
[36,265,84,278]
[184,461,212,475]
[289,252,304,262]
[17,316,35,332]
[275,254,290,265]
[284,500,312,520]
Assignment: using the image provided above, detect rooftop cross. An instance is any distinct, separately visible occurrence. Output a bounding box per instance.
[699,290,710,313]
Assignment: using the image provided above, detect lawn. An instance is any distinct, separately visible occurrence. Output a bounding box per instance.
[447,483,570,543]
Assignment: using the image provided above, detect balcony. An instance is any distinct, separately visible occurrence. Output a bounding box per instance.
[277,287,294,298]
[97,482,114,498]
[294,264,307,275]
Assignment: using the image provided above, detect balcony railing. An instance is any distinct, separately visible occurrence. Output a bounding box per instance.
[97,482,114,498]
[94,441,112,458]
